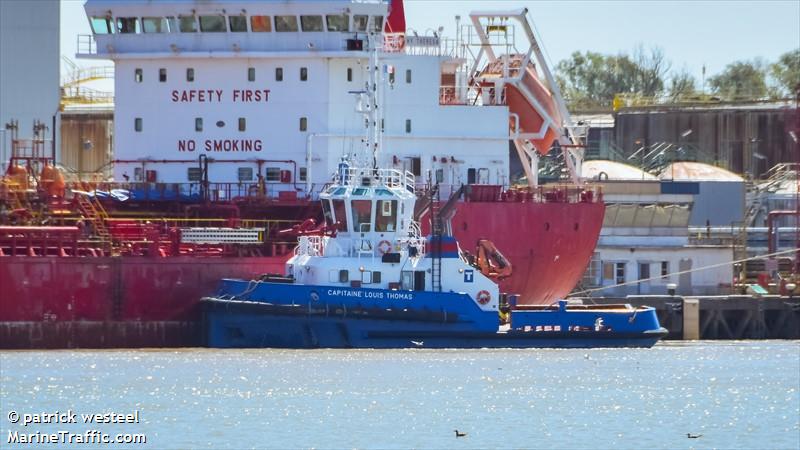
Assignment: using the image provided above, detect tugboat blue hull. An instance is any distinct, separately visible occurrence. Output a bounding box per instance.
[202,290,668,349]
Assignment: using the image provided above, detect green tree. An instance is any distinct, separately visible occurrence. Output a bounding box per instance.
[708,60,768,100]
[770,48,800,96]
[668,68,697,100]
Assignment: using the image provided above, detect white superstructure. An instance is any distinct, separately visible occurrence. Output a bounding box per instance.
[78,0,512,197]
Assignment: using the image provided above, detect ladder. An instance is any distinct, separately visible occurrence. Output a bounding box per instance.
[430,185,442,292]
[76,193,110,241]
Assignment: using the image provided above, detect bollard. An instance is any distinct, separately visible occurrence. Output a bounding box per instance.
[682,298,700,340]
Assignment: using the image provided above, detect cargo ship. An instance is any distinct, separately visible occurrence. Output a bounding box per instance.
[0,0,604,348]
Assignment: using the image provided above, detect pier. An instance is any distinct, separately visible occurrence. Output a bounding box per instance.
[581,295,800,340]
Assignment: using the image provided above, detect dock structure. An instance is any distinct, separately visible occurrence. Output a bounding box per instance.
[583,295,800,340]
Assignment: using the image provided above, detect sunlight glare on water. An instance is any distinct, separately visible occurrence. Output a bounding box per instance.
[1,341,798,449]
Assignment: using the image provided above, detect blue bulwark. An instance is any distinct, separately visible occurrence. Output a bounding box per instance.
[661,181,699,194]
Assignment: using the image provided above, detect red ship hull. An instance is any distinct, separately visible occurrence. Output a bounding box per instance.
[0,193,604,348]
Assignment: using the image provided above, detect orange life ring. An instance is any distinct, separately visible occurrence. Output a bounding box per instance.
[377,240,392,255]
[476,290,491,305]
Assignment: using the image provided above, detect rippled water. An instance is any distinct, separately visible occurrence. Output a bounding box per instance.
[1,342,798,449]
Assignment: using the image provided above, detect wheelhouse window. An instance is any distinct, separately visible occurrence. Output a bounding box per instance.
[300,16,323,32]
[275,16,299,32]
[166,17,178,32]
[251,15,271,32]
[179,16,197,32]
[322,200,334,226]
[353,15,368,32]
[375,200,397,232]
[90,17,114,34]
[116,17,140,34]
[265,167,280,182]
[229,15,247,32]
[326,14,349,32]
[199,16,226,32]
[332,199,348,231]
[372,16,384,32]
[142,17,168,33]
[351,200,372,233]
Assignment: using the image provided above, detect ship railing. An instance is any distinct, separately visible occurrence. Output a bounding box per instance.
[403,35,462,58]
[335,168,415,193]
[295,235,325,257]
[66,181,312,203]
[463,184,603,204]
[76,34,97,55]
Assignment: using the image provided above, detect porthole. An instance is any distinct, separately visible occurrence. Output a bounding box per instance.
[216,120,225,128]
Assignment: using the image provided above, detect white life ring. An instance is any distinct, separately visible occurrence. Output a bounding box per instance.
[377,240,392,255]
[476,290,491,305]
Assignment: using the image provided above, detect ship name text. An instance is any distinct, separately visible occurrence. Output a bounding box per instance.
[326,289,414,300]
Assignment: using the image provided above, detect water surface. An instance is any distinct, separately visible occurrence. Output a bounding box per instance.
[2,341,798,449]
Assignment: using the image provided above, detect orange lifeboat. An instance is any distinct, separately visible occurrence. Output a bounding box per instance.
[475,238,513,280]
[479,55,564,155]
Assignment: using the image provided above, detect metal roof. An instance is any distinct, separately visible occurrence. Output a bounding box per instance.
[583,160,657,181]
[658,162,744,182]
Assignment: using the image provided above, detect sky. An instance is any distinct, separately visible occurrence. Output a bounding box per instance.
[60,0,800,89]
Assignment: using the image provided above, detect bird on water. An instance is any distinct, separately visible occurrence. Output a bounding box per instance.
[687,433,703,439]
[454,430,467,438]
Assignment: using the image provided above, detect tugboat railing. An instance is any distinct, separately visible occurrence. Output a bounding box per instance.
[335,167,415,193]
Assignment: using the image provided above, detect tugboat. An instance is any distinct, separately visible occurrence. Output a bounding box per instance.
[200,38,668,349]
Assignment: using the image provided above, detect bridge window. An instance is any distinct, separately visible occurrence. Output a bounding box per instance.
[351,200,372,232]
[372,16,384,32]
[300,15,323,32]
[195,118,203,132]
[275,16,298,32]
[116,17,139,34]
[275,67,283,81]
[332,199,348,231]
[251,15,271,32]
[187,167,202,181]
[300,67,308,81]
[248,67,255,82]
[199,15,226,32]
[134,68,142,83]
[299,117,307,131]
[159,68,167,82]
[406,69,412,84]
[326,14,349,32]
[166,17,178,32]
[238,167,253,181]
[179,16,197,33]
[238,117,246,131]
[265,167,280,182]
[375,200,397,232]
[142,17,168,33]
[90,17,114,34]
[134,118,142,132]
[347,67,353,82]
[229,16,247,32]
[186,68,194,82]
[661,261,669,278]
[353,15,368,32]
